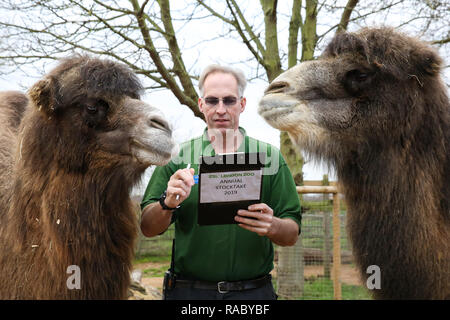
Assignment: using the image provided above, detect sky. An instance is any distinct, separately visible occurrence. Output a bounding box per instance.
[133,78,336,195]
[1,1,448,196]
[0,2,338,198]
[0,60,336,197]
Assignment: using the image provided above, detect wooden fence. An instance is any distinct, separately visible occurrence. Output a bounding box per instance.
[296,185,342,300]
[135,184,367,299]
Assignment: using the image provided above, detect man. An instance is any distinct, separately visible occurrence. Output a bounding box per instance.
[140,64,301,300]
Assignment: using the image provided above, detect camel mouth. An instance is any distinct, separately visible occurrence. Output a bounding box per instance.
[258,95,322,138]
[131,139,171,157]
[131,134,175,166]
[258,97,294,125]
[258,95,298,115]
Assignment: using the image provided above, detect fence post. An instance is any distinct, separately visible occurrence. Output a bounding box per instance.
[323,211,331,279]
[332,192,342,300]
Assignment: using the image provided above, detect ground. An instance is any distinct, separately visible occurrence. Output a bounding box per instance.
[131,261,364,299]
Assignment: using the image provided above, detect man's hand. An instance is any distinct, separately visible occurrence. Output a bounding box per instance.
[141,166,195,238]
[164,167,195,208]
[235,203,299,246]
[235,203,275,237]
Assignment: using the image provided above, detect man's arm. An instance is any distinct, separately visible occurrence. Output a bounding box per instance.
[235,203,299,246]
[140,202,174,237]
[140,167,195,237]
[267,217,299,246]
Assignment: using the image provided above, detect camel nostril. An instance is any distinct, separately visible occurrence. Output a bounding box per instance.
[265,81,290,94]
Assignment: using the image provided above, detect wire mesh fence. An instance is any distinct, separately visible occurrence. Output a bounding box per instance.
[135,224,174,258]
[135,186,371,300]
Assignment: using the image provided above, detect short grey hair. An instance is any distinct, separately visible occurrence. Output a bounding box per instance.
[198,64,247,97]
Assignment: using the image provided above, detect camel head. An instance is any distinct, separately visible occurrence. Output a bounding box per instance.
[258,27,445,166]
[26,55,176,174]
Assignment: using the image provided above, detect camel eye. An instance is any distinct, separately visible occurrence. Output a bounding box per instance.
[356,72,368,81]
[346,69,370,82]
[86,105,97,114]
[84,99,109,115]
[343,69,373,95]
[83,99,109,129]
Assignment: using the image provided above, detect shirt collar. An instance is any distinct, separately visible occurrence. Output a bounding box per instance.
[201,127,247,156]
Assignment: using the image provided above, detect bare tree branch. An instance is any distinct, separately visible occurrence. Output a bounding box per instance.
[129,0,202,118]
[0,0,447,113]
[432,37,450,45]
[336,0,359,33]
[196,0,234,24]
[228,0,266,56]
[158,0,199,109]
[196,0,266,67]
[288,0,302,68]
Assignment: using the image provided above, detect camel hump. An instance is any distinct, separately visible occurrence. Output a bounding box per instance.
[0,91,29,129]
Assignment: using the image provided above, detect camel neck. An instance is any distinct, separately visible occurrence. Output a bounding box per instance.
[337,151,446,299]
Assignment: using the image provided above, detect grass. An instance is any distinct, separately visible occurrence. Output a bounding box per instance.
[302,200,333,212]
[133,255,371,300]
[301,277,372,300]
[133,203,369,300]
[142,264,170,278]
[300,213,351,251]
[272,277,372,300]
[133,254,171,278]
[272,276,372,300]
[133,254,171,265]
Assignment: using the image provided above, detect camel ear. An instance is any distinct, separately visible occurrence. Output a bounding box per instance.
[413,47,442,76]
[28,78,57,114]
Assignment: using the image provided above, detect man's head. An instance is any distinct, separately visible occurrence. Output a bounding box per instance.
[198,65,247,133]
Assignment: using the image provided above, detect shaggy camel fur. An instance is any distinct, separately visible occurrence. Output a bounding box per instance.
[259,27,449,299]
[0,56,175,299]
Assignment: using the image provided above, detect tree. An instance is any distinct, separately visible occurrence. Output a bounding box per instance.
[0,0,448,298]
[1,0,448,182]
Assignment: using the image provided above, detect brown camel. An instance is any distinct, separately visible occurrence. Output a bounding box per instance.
[0,55,176,299]
[259,27,449,299]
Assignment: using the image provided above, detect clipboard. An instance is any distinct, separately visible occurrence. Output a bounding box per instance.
[197,152,265,225]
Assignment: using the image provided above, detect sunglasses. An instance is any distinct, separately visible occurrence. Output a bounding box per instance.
[203,96,240,107]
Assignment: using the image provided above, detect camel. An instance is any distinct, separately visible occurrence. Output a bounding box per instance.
[258,27,449,299]
[0,55,176,299]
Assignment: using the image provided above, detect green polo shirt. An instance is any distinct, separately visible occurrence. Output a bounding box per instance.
[141,127,301,282]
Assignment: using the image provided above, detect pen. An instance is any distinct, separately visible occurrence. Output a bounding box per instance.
[176,163,191,200]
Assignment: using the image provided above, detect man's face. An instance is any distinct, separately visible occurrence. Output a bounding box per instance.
[198,72,246,134]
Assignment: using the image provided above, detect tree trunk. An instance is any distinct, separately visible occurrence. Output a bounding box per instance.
[301,0,318,62]
[275,0,306,299]
[280,132,304,185]
[260,0,282,81]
